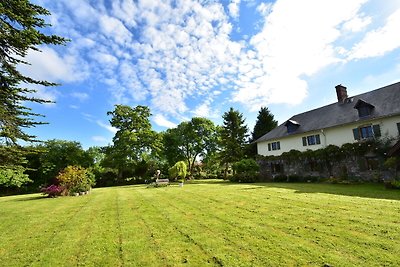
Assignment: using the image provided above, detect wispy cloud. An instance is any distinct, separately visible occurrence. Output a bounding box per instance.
[347,8,400,60]
[71,92,89,102]
[96,120,117,134]
[19,47,89,83]
[153,114,177,128]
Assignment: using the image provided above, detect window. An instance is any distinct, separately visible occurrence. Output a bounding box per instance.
[302,134,321,146]
[353,124,381,140]
[354,99,374,118]
[268,141,280,151]
[285,120,300,134]
[358,106,372,117]
[360,126,373,139]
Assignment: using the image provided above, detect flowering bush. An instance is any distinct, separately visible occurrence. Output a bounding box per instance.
[41,184,64,197]
[56,166,95,195]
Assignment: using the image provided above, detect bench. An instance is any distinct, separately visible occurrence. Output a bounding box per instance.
[155,179,170,187]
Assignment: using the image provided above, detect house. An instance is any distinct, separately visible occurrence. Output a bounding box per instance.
[255,82,400,157]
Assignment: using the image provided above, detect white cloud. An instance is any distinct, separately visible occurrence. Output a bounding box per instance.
[99,15,133,45]
[347,8,400,60]
[233,0,368,110]
[228,0,241,18]
[153,114,177,128]
[256,2,272,15]
[96,120,118,134]
[19,47,88,83]
[31,86,59,107]
[38,0,400,124]
[342,13,371,32]
[91,51,119,66]
[71,92,89,102]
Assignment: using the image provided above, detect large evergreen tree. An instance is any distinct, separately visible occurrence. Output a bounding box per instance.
[0,0,68,186]
[252,107,278,141]
[248,107,278,156]
[219,107,248,176]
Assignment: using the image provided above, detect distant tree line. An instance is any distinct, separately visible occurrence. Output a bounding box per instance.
[1,104,278,193]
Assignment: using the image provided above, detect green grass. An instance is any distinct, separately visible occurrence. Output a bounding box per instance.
[1,180,399,266]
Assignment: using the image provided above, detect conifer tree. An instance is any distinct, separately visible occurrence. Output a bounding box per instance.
[219,107,248,176]
[0,0,68,186]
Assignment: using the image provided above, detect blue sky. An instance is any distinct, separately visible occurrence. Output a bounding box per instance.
[23,0,400,148]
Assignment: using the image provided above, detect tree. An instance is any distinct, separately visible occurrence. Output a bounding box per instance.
[106,105,161,178]
[252,107,278,141]
[26,139,93,186]
[168,161,187,182]
[163,117,218,175]
[219,108,249,177]
[249,107,278,157]
[0,0,68,186]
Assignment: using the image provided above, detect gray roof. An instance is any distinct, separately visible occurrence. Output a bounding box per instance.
[256,81,400,142]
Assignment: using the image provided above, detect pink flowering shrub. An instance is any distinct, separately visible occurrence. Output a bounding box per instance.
[41,184,64,197]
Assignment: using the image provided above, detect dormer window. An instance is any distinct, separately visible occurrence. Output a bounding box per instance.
[284,120,300,134]
[354,99,374,118]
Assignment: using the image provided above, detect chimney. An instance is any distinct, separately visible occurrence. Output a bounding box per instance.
[335,84,348,102]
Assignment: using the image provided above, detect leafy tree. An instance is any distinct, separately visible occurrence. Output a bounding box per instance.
[26,139,93,186]
[0,0,68,186]
[219,108,249,177]
[163,117,218,175]
[106,105,161,178]
[0,166,30,187]
[249,107,278,156]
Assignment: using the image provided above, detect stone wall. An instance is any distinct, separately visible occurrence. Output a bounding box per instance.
[258,155,391,182]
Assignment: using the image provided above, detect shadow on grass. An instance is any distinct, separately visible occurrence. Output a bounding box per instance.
[187,179,400,201]
[13,195,48,202]
[267,183,400,201]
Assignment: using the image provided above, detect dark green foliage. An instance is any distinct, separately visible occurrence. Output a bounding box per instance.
[230,159,260,183]
[0,166,31,187]
[26,140,93,187]
[0,0,68,186]
[106,105,162,179]
[229,172,259,183]
[163,117,218,175]
[249,107,277,157]
[232,159,259,174]
[219,108,249,176]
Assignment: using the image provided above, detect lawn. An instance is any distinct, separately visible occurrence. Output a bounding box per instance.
[0,180,399,266]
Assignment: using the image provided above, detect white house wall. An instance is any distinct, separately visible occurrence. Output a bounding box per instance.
[257,115,400,156]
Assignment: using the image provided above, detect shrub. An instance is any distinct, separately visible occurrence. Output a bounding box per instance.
[230,172,259,183]
[41,184,65,197]
[0,167,32,188]
[287,175,304,183]
[56,166,95,195]
[273,174,288,182]
[229,159,260,183]
[169,161,187,182]
[384,180,400,189]
[232,159,259,174]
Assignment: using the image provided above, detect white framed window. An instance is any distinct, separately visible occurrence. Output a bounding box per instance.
[302,134,321,146]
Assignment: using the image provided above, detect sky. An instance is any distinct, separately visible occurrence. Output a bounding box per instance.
[23,0,400,149]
